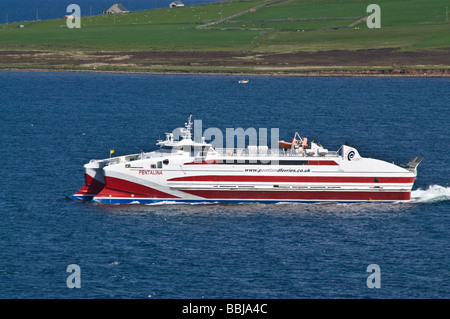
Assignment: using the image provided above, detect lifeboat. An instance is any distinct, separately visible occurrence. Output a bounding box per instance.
[278,137,309,149]
[278,138,298,149]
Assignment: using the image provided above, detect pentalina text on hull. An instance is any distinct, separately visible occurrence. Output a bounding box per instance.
[72,115,422,204]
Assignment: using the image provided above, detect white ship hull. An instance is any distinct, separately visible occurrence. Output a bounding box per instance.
[91,157,417,204]
[72,116,421,204]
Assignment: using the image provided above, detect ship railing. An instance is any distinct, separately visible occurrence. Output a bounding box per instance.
[104,153,141,165]
[213,148,339,157]
[104,151,190,166]
[329,151,339,156]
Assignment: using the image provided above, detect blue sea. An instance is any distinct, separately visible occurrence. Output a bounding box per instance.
[0,71,449,300]
[0,0,220,23]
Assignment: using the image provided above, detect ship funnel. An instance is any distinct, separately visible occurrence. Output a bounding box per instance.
[341,145,361,161]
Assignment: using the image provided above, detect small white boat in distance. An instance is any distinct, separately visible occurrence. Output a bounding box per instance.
[238,79,249,84]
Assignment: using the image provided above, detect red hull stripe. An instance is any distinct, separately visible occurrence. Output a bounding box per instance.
[96,176,179,199]
[168,175,415,184]
[74,174,105,196]
[181,189,411,201]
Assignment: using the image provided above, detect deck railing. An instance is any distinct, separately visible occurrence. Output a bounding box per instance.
[101,146,340,166]
[213,147,339,157]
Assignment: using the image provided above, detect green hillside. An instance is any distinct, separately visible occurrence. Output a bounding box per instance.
[1,0,449,52]
[0,1,264,51]
[0,0,448,75]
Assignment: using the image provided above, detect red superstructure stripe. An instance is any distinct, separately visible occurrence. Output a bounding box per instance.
[168,175,416,183]
[184,160,219,165]
[308,160,339,166]
[183,160,338,165]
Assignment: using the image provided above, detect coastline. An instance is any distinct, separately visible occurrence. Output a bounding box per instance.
[1,48,448,77]
[1,66,449,77]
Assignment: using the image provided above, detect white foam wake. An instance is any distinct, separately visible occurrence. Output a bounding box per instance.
[411,185,450,203]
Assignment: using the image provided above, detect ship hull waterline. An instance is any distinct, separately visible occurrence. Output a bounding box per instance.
[72,115,421,205]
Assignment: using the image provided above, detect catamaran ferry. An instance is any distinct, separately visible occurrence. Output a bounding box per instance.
[72,115,422,204]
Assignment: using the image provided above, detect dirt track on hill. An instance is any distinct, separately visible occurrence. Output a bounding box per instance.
[0,48,449,75]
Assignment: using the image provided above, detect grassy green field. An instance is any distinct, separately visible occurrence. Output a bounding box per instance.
[231,0,447,24]
[0,1,265,51]
[0,0,448,75]
[0,0,448,53]
[222,0,450,52]
[0,23,262,51]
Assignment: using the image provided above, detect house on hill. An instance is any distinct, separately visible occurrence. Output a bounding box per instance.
[170,1,184,8]
[103,3,130,14]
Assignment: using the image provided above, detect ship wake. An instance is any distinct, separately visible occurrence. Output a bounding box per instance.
[411,185,450,203]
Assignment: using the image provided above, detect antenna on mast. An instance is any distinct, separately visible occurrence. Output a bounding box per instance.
[186,113,193,131]
[181,114,193,140]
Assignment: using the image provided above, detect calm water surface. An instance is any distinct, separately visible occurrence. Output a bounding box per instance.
[0,71,449,298]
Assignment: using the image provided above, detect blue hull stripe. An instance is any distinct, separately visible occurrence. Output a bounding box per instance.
[88,197,399,204]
